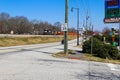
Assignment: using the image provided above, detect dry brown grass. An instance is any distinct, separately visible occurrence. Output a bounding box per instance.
[52,51,72,58]
[0,36,76,47]
[84,54,120,64]
[53,51,120,64]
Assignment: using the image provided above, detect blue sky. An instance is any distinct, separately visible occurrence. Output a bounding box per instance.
[0,0,118,31]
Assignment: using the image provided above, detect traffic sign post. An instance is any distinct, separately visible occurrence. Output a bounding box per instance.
[61,23,68,31]
[64,0,68,54]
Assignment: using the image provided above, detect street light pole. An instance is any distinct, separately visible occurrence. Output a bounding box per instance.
[71,7,80,45]
[64,0,68,54]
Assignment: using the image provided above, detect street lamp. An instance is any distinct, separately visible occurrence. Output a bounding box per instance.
[71,7,80,45]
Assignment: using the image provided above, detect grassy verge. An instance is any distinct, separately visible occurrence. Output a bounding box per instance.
[83,54,120,64]
[53,50,73,58]
[0,36,76,47]
[53,50,120,64]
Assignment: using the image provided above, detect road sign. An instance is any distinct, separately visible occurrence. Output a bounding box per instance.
[61,23,68,31]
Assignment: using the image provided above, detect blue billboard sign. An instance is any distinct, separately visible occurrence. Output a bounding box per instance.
[105,0,120,8]
[104,0,120,23]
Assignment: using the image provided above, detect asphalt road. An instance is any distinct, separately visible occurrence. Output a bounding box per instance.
[0,39,120,80]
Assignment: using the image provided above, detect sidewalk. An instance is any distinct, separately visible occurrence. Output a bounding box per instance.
[67,42,84,60]
[67,50,84,60]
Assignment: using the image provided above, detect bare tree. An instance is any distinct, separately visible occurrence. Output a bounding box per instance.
[102,27,111,35]
[54,22,61,31]
[69,27,76,32]
[0,12,10,34]
[0,12,10,20]
[0,12,62,35]
[54,22,61,27]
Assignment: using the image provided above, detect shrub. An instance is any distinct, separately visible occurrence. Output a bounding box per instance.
[102,34,111,43]
[97,46,110,59]
[83,37,103,54]
[93,34,102,41]
[92,38,103,55]
[82,37,119,60]
[109,46,119,60]
[117,54,120,59]
[82,40,91,53]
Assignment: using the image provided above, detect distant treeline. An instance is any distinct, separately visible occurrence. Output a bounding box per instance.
[0,12,76,35]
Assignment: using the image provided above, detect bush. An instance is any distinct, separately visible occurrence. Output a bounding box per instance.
[83,37,103,54]
[93,34,111,43]
[97,44,119,59]
[117,54,120,59]
[92,38,103,55]
[93,35,102,41]
[82,39,91,53]
[97,47,110,59]
[102,34,111,43]
[82,37,119,60]
[109,46,119,60]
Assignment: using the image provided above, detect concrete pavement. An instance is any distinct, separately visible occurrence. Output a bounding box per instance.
[0,39,120,80]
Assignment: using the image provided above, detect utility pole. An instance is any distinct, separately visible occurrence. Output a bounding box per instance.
[83,20,85,29]
[64,0,68,54]
[89,22,92,31]
[86,10,89,37]
[77,8,80,45]
[82,20,85,44]
[118,23,120,54]
[91,25,93,55]
[89,24,93,80]
[83,20,85,34]
[71,7,80,45]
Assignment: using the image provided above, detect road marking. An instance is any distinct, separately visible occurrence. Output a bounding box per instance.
[107,63,120,72]
[0,49,20,53]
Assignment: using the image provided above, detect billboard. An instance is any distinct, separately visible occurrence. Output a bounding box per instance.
[104,17,120,23]
[105,0,120,8]
[104,0,120,23]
